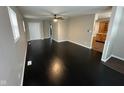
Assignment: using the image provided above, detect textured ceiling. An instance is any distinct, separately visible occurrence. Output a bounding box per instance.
[18,6,111,20]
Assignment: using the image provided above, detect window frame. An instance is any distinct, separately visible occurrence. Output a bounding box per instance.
[23,21,26,32]
[8,7,20,43]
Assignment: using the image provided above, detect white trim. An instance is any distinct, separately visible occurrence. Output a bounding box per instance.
[90,32,94,49]
[58,40,68,43]
[52,38,58,42]
[44,37,50,39]
[8,7,20,43]
[101,55,112,62]
[101,54,124,62]
[52,39,91,49]
[20,44,27,86]
[52,39,67,43]
[27,38,44,41]
[68,40,91,49]
[90,14,97,49]
[111,55,124,61]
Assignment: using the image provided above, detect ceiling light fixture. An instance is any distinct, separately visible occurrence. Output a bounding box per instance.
[53,14,58,22]
[53,18,58,22]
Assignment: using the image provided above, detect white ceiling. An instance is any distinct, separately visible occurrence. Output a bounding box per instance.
[18,6,111,20]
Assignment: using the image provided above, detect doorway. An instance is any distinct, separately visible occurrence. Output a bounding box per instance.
[49,24,53,44]
[92,18,110,53]
[49,24,53,39]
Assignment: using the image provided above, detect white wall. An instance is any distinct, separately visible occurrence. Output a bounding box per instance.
[51,14,95,48]
[58,20,68,42]
[68,14,95,48]
[25,19,44,41]
[0,6,27,85]
[102,6,123,62]
[43,20,51,39]
[96,11,111,19]
[112,8,124,60]
[51,21,59,41]
[51,19,68,42]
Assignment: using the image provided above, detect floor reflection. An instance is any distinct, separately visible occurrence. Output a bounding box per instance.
[48,57,66,84]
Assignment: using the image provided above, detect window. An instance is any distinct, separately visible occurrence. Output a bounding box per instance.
[23,21,26,32]
[8,7,20,42]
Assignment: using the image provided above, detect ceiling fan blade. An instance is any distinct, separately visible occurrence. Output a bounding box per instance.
[56,17,64,20]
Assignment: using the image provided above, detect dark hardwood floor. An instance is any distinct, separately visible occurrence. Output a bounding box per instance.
[23,39,124,86]
[103,57,124,74]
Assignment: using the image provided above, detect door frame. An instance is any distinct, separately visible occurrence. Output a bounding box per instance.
[49,24,53,39]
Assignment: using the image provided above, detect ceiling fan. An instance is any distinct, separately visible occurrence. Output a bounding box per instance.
[53,14,64,22]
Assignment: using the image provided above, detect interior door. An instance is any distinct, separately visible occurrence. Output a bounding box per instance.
[28,22,41,40]
[99,21,109,33]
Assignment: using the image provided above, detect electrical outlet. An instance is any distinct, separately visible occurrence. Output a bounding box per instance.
[28,42,31,45]
[0,80,7,85]
[27,60,32,66]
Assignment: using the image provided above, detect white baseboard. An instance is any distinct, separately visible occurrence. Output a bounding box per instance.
[101,55,112,62]
[111,55,124,61]
[52,39,91,49]
[52,38,58,42]
[67,40,91,49]
[27,38,44,41]
[28,38,91,50]
[58,40,67,42]
[20,44,27,86]
[44,37,50,39]
[52,39,67,43]
[101,54,124,62]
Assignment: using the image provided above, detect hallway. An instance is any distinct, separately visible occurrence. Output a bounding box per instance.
[23,39,124,86]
